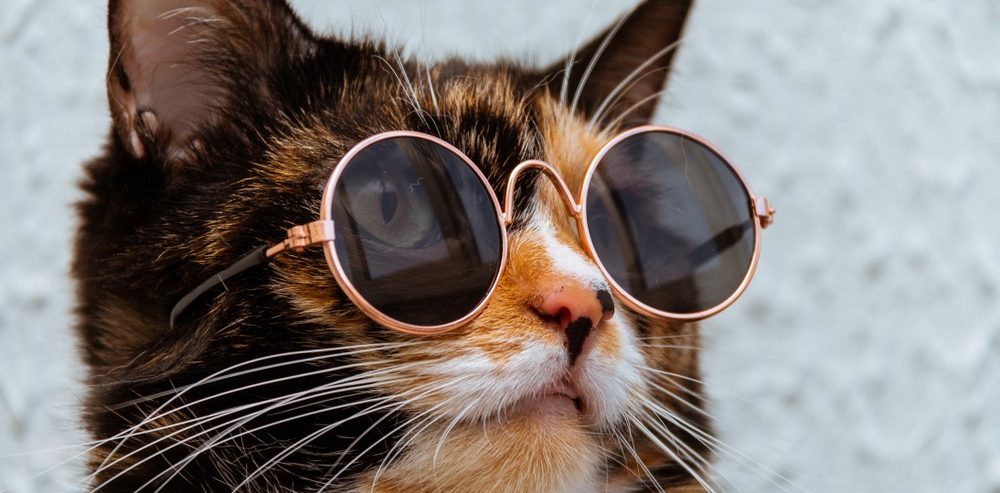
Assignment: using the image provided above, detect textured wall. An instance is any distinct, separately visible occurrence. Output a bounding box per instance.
[2,1,998,491]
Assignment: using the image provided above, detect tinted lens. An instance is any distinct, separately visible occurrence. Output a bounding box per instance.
[329,136,503,328]
[585,130,755,315]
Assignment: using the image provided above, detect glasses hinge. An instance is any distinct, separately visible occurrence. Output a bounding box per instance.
[267,220,336,258]
[753,197,776,229]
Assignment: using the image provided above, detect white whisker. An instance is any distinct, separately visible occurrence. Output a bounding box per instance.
[318,390,463,492]
[369,399,450,488]
[559,0,599,105]
[149,391,401,492]
[641,365,762,408]
[90,361,434,491]
[424,63,440,114]
[634,403,720,485]
[612,424,665,493]
[115,342,416,408]
[569,11,630,118]
[602,88,671,131]
[233,379,455,490]
[432,396,481,466]
[627,413,719,493]
[587,40,682,131]
[638,393,811,493]
[95,342,417,476]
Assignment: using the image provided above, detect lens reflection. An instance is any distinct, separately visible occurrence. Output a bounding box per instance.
[585,130,755,314]
[330,136,502,328]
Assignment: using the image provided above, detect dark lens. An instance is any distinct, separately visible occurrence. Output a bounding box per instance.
[585,131,755,314]
[329,136,503,327]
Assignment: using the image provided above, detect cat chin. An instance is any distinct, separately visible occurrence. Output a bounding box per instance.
[356,413,602,493]
[507,393,581,419]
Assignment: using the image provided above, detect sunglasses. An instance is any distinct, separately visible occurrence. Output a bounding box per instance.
[170,126,775,334]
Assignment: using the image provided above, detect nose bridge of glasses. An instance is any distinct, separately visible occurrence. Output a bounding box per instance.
[502,160,581,225]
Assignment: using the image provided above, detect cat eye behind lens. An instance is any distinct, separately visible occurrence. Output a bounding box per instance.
[169,127,773,334]
[327,135,505,330]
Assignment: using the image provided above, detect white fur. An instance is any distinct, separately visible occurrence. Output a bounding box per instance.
[528,208,609,291]
[579,309,648,427]
[419,339,568,421]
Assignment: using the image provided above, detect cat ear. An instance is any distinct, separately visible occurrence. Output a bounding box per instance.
[545,0,693,128]
[106,0,313,167]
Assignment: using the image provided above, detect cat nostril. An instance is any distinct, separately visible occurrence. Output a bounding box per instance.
[554,307,573,329]
[564,317,593,365]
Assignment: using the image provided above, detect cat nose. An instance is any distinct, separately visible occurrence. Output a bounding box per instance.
[536,284,615,365]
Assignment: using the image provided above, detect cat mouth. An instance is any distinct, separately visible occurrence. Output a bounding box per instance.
[506,382,585,419]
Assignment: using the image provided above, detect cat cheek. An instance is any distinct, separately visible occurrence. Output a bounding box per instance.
[584,317,647,423]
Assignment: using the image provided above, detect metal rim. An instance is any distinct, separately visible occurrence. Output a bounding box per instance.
[577,124,763,322]
[318,131,509,335]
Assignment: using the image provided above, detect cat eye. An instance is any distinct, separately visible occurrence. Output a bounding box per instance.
[169,126,775,335]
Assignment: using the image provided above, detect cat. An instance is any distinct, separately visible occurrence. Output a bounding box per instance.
[73,0,712,491]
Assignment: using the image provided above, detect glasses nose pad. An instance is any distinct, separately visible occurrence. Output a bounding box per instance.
[534,283,615,365]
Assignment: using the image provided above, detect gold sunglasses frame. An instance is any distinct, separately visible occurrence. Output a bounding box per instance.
[259,125,775,336]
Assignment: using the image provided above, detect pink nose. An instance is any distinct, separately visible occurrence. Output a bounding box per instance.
[536,284,615,364]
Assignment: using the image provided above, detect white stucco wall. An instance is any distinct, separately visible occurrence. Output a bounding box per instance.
[1,1,998,491]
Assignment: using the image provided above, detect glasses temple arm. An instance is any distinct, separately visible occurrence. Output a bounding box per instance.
[169,245,271,330]
[169,220,336,330]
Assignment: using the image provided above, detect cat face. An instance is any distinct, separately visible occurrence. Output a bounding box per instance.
[75,1,710,492]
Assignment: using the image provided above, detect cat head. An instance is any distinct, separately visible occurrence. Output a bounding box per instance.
[76,1,710,491]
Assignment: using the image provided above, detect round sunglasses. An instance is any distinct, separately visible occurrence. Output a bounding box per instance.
[170,126,775,335]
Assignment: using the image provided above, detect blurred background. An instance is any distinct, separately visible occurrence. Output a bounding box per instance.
[2,0,998,491]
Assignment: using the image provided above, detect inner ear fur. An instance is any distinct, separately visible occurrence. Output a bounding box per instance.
[106,0,313,172]
[545,0,693,129]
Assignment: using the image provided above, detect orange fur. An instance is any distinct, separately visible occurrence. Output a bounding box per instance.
[358,413,600,493]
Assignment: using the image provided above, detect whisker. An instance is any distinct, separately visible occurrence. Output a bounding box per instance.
[318,391,464,492]
[95,342,416,475]
[323,377,469,475]
[119,357,399,438]
[611,424,665,493]
[602,87,671,131]
[559,0,599,105]
[375,55,426,127]
[67,376,394,486]
[641,365,761,408]
[638,394,811,493]
[636,334,699,342]
[232,379,456,490]
[368,0,429,128]
[144,390,407,493]
[569,10,630,118]
[641,341,771,360]
[96,342,413,466]
[424,63,440,114]
[90,362,434,491]
[432,396,481,466]
[626,413,719,493]
[114,342,417,408]
[632,402,723,488]
[587,40,682,131]
[369,399,452,488]
[416,62,443,136]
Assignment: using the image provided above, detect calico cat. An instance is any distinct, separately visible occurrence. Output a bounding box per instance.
[74,0,715,491]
